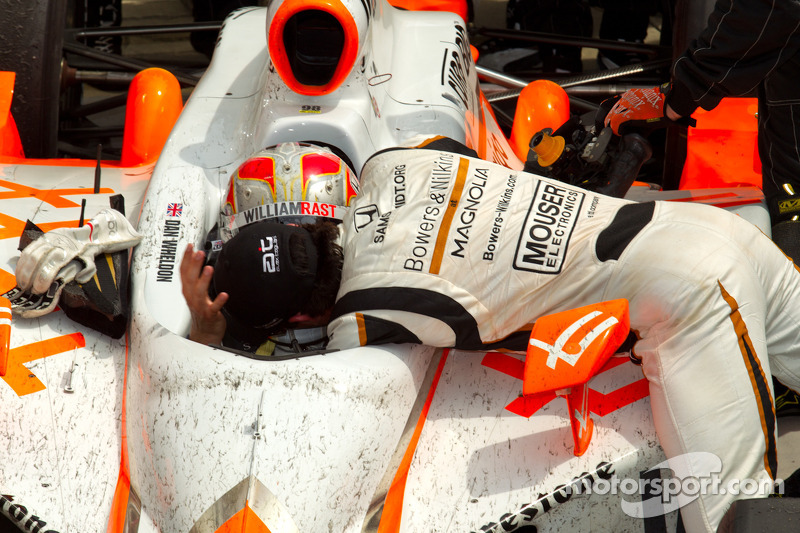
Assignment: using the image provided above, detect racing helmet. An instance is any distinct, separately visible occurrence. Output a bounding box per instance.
[220,142,359,241]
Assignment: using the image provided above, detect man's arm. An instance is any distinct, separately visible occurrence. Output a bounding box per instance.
[180,244,228,346]
[606,0,800,131]
[669,0,800,116]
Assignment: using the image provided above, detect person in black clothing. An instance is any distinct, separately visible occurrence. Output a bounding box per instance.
[605,0,800,417]
[605,0,800,242]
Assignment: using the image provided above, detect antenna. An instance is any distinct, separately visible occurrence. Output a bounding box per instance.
[94,144,102,194]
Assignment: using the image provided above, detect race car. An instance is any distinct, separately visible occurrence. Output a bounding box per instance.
[0,1,786,532]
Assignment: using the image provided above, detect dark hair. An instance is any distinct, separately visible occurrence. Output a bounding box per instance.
[296,220,343,317]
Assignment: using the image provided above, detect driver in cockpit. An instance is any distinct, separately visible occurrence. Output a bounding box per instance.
[180,142,358,355]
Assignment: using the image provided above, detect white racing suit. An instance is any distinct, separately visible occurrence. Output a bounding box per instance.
[326,140,800,532]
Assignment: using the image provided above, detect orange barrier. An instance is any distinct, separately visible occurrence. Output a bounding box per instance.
[0,71,25,158]
[120,68,184,166]
[680,97,761,190]
[508,80,570,161]
[0,67,182,167]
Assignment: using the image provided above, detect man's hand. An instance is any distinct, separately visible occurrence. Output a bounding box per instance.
[180,244,228,346]
[605,84,673,135]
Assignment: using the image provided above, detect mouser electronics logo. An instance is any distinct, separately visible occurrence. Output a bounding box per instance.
[514,182,584,274]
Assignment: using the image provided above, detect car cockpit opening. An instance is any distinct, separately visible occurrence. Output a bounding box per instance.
[267,0,363,96]
[284,10,344,86]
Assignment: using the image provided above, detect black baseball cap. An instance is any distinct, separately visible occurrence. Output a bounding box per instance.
[212,221,318,333]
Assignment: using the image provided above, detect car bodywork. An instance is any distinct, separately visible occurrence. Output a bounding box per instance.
[0,2,771,532]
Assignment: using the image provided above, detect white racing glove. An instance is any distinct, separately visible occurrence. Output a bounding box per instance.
[8,208,142,317]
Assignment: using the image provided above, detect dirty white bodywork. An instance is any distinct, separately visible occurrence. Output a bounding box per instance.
[0,3,773,533]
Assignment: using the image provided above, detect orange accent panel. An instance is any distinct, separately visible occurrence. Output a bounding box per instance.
[680,97,761,190]
[107,336,131,533]
[429,157,469,274]
[0,296,10,376]
[356,313,368,346]
[106,462,131,533]
[0,155,138,167]
[565,382,593,456]
[509,80,570,161]
[378,349,449,533]
[479,92,531,168]
[0,179,115,208]
[667,192,764,209]
[387,0,468,22]
[0,268,15,295]
[414,135,446,149]
[1,332,85,396]
[268,0,359,96]
[120,68,183,167]
[0,211,88,241]
[0,71,14,128]
[216,503,272,533]
[523,299,630,395]
[477,94,501,161]
[483,350,649,419]
[481,351,525,379]
[588,378,650,417]
[710,199,763,209]
[477,103,488,162]
[0,113,24,159]
[0,71,25,158]
[718,282,777,480]
[670,192,736,202]
[522,300,633,455]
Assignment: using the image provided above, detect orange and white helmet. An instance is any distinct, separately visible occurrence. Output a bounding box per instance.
[220,142,359,240]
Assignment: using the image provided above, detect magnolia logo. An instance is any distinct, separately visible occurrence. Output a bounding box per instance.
[260,235,279,273]
[529,310,619,369]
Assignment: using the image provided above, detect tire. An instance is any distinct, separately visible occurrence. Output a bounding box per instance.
[0,0,68,157]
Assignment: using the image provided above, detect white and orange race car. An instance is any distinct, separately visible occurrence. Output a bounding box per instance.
[0,1,784,532]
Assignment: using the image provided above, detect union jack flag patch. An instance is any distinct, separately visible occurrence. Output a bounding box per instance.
[167,203,183,217]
